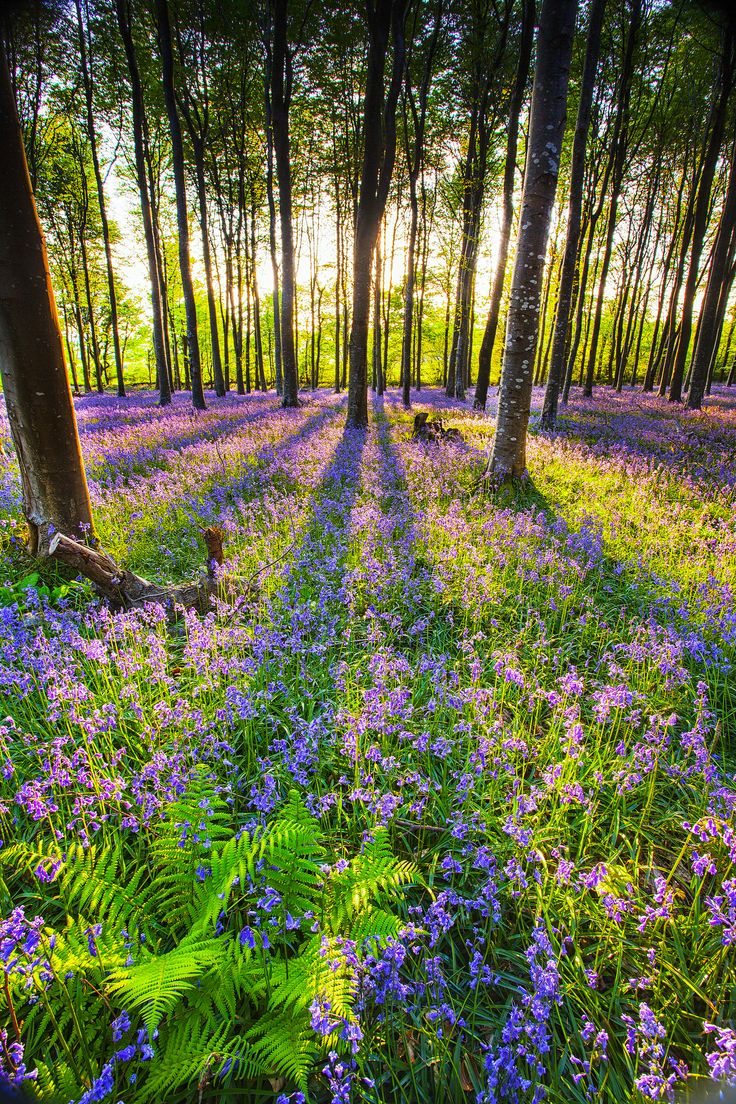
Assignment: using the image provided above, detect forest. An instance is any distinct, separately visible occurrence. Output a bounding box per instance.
[0,0,735,1100]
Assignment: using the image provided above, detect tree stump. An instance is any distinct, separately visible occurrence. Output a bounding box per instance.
[412,412,463,443]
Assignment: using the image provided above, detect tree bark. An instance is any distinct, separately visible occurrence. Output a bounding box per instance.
[540,0,605,428]
[687,135,736,409]
[475,0,534,410]
[487,0,577,480]
[268,0,299,407]
[582,0,640,398]
[155,0,205,410]
[669,28,734,402]
[0,43,95,555]
[115,0,170,405]
[346,0,406,428]
[400,1,442,408]
[75,0,125,398]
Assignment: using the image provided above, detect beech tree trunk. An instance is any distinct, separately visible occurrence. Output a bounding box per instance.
[0,43,95,555]
[540,0,605,429]
[75,0,125,398]
[474,0,534,411]
[115,0,170,405]
[669,28,734,403]
[269,0,299,407]
[487,0,577,479]
[346,0,406,428]
[687,134,736,409]
[156,0,206,410]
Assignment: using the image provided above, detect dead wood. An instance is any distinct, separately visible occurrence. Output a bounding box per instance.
[412,411,463,443]
[49,528,235,614]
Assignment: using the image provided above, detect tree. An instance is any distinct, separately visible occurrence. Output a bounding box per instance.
[266,0,300,407]
[668,25,734,403]
[474,0,535,410]
[540,0,605,429]
[399,0,442,409]
[346,0,406,428]
[486,0,577,479]
[687,133,736,409]
[0,39,95,555]
[115,0,171,404]
[74,0,126,398]
[156,0,206,409]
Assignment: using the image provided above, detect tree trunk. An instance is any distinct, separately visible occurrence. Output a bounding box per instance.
[487,0,577,479]
[582,0,640,398]
[346,0,406,427]
[687,135,736,409]
[115,0,170,405]
[193,146,225,396]
[669,29,734,402]
[75,0,125,398]
[0,43,95,555]
[155,0,205,410]
[268,0,299,407]
[540,0,605,428]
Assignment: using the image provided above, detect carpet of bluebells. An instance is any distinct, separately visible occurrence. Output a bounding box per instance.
[0,382,735,1103]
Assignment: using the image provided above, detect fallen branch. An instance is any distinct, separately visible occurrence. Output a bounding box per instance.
[49,528,234,614]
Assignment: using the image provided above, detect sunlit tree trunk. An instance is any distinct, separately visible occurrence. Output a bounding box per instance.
[346,0,406,428]
[487,0,577,479]
[0,43,95,555]
[541,0,605,428]
[155,0,205,409]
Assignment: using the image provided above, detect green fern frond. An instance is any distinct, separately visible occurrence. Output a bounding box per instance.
[137,1017,234,1102]
[350,906,403,947]
[59,843,149,938]
[110,935,224,1035]
[268,934,355,1019]
[244,1008,317,1090]
[326,828,415,930]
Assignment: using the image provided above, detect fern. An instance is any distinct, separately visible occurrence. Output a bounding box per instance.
[110,934,224,1035]
[60,842,150,938]
[5,792,414,1101]
[243,1008,319,1091]
[325,827,415,931]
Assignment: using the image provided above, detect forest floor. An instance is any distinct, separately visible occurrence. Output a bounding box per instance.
[0,384,735,1103]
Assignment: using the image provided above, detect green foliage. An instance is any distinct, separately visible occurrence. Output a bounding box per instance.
[0,788,414,1101]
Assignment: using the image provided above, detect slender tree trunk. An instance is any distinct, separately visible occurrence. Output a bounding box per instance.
[115,0,171,405]
[541,0,605,427]
[687,135,736,409]
[583,0,640,397]
[155,0,205,409]
[75,0,125,398]
[346,0,406,427]
[670,30,734,402]
[475,0,534,410]
[251,205,266,393]
[268,0,299,407]
[79,231,103,393]
[488,0,577,479]
[373,226,383,393]
[192,147,225,396]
